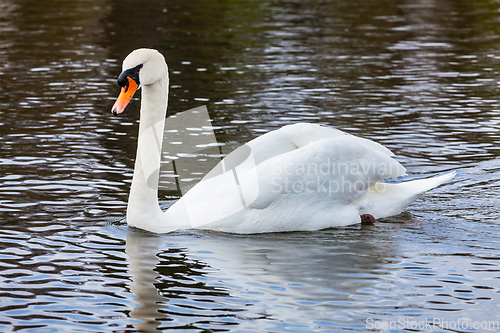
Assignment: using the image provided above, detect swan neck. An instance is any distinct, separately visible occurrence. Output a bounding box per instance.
[127,77,169,225]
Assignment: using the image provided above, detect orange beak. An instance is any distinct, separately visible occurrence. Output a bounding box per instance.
[111,77,139,116]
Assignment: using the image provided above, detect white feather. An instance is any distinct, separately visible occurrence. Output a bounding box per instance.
[116,49,456,234]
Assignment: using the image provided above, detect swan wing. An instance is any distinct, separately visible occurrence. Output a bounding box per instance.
[245,136,406,210]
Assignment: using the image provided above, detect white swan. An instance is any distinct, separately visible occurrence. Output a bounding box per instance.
[111,48,456,234]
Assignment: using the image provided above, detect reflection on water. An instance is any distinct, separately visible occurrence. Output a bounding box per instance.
[126,233,166,332]
[1,0,500,331]
[124,225,500,331]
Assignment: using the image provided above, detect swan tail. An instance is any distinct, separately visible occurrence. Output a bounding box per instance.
[355,171,456,219]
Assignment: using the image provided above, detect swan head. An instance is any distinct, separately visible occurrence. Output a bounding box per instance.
[111,48,168,115]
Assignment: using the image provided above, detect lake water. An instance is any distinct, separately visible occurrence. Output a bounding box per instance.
[1,0,500,332]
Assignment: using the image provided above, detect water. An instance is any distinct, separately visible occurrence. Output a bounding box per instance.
[1,0,500,331]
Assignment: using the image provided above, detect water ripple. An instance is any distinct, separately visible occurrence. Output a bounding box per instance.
[1,0,500,332]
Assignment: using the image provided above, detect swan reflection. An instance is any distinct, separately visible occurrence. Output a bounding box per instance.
[126,233,167,332]
[125,226,399,330]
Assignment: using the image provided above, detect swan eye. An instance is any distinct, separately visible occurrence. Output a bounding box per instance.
[117,63,143,88]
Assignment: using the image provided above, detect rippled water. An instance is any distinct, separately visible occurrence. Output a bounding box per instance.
[1,0,500,332]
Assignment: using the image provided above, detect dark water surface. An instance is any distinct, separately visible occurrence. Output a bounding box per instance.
[1,0,500,332]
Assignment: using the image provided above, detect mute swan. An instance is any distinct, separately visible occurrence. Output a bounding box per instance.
[111,48,455,234]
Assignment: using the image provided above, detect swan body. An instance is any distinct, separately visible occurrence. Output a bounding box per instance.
[111,48,455,234]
